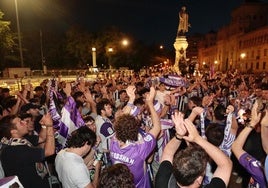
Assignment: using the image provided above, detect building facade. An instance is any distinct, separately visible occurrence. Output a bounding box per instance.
[198,1,268,73]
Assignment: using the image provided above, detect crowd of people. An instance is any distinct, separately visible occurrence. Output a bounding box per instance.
[0,68,267,188]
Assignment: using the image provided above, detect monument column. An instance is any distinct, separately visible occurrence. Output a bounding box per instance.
[173,6,190,74]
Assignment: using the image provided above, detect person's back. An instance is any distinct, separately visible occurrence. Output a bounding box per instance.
[110,86,161,188]
[56,149,90,188]
[55,126,100,188]
[110,133,155,187]
[2,143,49,188]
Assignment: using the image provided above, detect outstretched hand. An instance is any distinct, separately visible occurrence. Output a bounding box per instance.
[183,119,201,143]
[192,106,204,115]
[39,113,53,127]
[202,95,214,107]
[261,109,268,127]
[172,112,186,137]
[251,101,261,126]
[63,83,71,97]
[145,86,156,104]
[126,85,136,101]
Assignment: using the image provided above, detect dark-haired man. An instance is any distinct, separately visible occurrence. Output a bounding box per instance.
[0,114,55,188]
[155,112,232,188]
[95,98,114,152]
[55,126,101,188]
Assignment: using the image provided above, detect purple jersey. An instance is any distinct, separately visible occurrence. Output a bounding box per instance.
[109,133,156,188]
[239,152,267,188]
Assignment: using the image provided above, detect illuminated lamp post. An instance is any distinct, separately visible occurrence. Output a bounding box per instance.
[108,47,113,70]
[14,0,24,67]
[92,47,97,67]
[214,60,218,71]
[122,39,129,47]
[240,53,246,72]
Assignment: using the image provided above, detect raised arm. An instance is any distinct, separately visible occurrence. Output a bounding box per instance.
[187,106,204,122]
[63,82,72,97]
[84,89,97,115]
[122,85,136,114]
[232,102,261,159]
[147,87,161,138]
[160,112,186,163]
[261,109,268,154]
[39,113,55,157]
[183,119,232,186]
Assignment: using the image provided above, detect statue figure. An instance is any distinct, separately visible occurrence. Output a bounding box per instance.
[177,6,190,36]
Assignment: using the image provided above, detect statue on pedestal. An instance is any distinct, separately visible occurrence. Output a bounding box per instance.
[177,6,190,36]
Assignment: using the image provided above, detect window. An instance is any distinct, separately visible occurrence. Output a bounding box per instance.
[263,62,266,70]
[256,62,259,70]
[264,49,267,57]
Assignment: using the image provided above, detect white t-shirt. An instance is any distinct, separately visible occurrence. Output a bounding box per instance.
[55,150,90,188]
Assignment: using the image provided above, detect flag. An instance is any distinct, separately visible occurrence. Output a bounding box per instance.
[48,79,84,152]
[159,75,186,88]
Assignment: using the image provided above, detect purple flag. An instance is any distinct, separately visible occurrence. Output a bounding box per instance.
[159,75,186,87]
[48,79,85,152]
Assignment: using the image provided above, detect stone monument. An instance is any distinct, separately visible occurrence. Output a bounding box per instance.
[173,6,190,74]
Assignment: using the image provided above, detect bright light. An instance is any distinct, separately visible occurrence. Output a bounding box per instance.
[122,39,129,46]
[214,60,218,64]
[240,53,246,59]
[203,62,206,65]
[108,47,113,52]
[92,47,96,52]
[160,45,163,49]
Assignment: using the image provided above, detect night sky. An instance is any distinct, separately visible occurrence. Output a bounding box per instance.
[1,0,268,49]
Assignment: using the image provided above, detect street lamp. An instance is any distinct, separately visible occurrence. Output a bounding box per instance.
[107,47,113,70]
[14,0,24,67]
[214,60,218,71]
[122,39,129,47]
[240,53,246,71]
[108,47,113,53]
[240,53,246,59]
[92,47,96,67]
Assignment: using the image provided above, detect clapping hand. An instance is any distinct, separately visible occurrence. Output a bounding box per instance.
[250,101,261,127]
[126,85,136,101]
[145,86,156,104]
[172,112,186,137]
[183,119,201,143]
[261,109,268,127]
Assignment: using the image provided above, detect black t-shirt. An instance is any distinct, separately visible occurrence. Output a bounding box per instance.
[155,160,226,188]
[1,145,49,188]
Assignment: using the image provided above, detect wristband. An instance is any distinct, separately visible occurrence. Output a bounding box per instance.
[42,124,53,129]
[127,102,134,107]
[175,133,183,141]
[246,124,254,129]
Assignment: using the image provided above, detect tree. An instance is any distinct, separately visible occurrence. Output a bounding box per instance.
[66,25,94,68]
[0,10,15,69]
